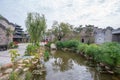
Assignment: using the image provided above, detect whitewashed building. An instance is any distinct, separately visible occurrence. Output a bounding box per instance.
[94,27,113,44]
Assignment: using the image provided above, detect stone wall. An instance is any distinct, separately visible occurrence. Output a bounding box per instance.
[79,27,113,44]
[0,17,15,45]
[0,24,7,45]
[105,27,112,42]
[94,27,113,44]
[94,28,105,44]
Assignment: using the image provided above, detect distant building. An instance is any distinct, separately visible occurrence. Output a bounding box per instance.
[112,28,120,43]
[80,26,114,44]
[80,27,94,43]
[94,27,113,44]
[13,24,25,42]
[13,24,30,43]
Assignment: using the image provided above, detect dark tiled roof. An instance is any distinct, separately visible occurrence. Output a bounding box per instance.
[0,15,15,27]
[112,29,120,34]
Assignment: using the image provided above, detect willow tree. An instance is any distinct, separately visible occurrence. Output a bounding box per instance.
[52,21,72,41]
[26,13,47,45]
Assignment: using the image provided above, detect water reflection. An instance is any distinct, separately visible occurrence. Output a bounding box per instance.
[44,50,120,80]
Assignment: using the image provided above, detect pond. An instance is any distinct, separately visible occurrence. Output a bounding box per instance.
[35,50,119,80]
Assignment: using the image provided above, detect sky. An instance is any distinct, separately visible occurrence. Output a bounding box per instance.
[0,0,120,30]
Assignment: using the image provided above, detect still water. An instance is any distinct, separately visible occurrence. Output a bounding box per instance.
[40,50,120,80]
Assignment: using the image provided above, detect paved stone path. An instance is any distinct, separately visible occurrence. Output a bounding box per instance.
[0,43,28,66]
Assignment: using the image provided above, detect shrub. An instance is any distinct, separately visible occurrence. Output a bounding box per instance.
[25,44,39,56]
[8,42,18,49]
[9,72,19,80]
[56,41,64,49]
[100,42,120,67]
[64,40,80,49]
[56,40,80,50]
[44,50,49,59]
[25,71,32,80]
[77,43,88,53]
[77,42,120,69]
[9,50,20,63]
[45,41,52,48]
[85,44,100,59]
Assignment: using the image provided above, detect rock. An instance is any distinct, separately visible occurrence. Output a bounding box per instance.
[18,66,23,69]
[17,59,23,64]
[14,68,23,74]
[1,63,13,69]
[4,68,13,74]
[50,43,57,50]
[23,59,30,64]
[32,70,42,75]
[0,73,3,77]
[18,63,26,67]
[107,70,114,74]
[37,64,43,69]
[31,56,35,59]
[32,59,38,64]
[76,50,80,54]
[105,66,110,70]
[23,68,29,72]
[40,53,43,56]
[0,74,9,80]
[99,63,105,67]
[41,68,46,72]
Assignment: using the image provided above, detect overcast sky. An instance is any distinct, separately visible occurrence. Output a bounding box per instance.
[0,0,120,30]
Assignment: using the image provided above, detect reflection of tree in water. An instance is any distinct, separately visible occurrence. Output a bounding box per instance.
[52,58,73,72]
[31,62,46,80]
[32,74,46,80]
[51,51,87,72]
[51,51,108,80]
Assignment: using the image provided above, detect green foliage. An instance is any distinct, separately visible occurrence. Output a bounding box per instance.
[77,43,88,53]
[85,44,99,57]
[9,50,20,62]
[25,71,32,80]
[8,42,18,49]
[26,12,47,44]
[56,41,64,49]
[25,44,39,56]
[99,42,120,67]
[45,42,52,48]
[56,40,80,50]
[77,42,120,69]
[9,72,20,80]
[64,40,80,48]
[52,21,72,41]
[73,25,83,33]
[44,51,49,59]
